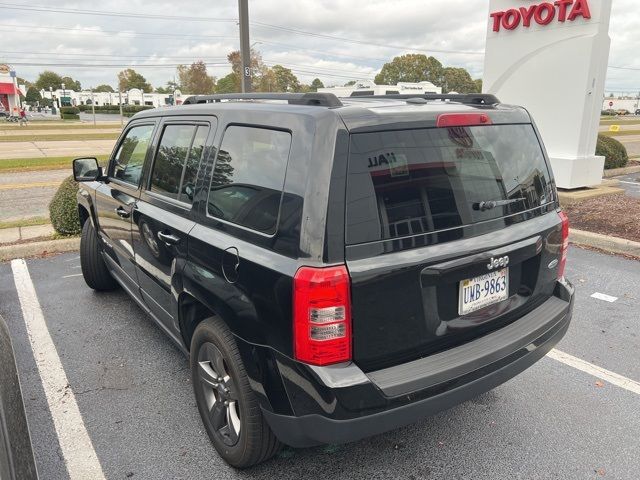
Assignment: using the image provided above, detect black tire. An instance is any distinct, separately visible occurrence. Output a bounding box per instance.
[191,317,281,468]
[80,220,118,291]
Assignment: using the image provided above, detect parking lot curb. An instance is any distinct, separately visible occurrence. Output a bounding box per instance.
[570,228,640,257]
[602,165,640,178]
[0,237,79,262]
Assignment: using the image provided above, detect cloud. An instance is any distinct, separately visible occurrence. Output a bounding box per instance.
[0,0,636,93]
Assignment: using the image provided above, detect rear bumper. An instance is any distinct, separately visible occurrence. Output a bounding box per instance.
[263,280,574,447]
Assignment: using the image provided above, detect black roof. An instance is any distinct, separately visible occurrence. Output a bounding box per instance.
[134,93,532,132]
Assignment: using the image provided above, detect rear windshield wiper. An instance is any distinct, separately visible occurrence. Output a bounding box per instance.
[473,198,526,212]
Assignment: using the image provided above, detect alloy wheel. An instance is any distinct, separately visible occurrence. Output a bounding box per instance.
[197,342,241,446]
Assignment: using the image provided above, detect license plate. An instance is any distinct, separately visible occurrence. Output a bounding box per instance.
[458,268,509,316]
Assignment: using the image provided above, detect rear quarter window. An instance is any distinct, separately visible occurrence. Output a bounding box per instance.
[207,126,292,235]
[346,124,554,245]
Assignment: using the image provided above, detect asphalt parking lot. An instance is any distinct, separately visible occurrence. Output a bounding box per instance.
[1,246,639,479]
[613,173,640,199]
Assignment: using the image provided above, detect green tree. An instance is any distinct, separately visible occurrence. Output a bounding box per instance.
[227,49,267,91]
[61,76,81,91]
[441,67,476,94]
[216,73,239,94]
[177,61,216,94]
[257,68,276,92]
[374,54,443,86]
[156,80,180,93]
[17,77,31,88]
[344,80,356,86]
[271,65,300,92]
[117,69,152,92]
[310,78,324,91]
[34,71,63,91]
[473,79,483,93]
[25,86,42,104]
[94,84,114,93]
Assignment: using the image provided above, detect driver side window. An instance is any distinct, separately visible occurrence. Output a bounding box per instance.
[149,123,210,204]
[112,124,155,186]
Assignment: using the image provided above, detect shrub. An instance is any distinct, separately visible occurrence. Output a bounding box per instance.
[49,176,81,235]
[596,134,628,169]
[60,106,80,120]
[60,106,80,115]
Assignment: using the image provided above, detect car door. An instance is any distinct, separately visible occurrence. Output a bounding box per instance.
[95,122,157,289]
[133,118,216,332]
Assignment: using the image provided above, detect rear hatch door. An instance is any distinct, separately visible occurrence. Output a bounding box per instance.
[344,121,563,372]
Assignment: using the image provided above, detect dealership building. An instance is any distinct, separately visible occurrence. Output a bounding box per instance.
[40,88,190,108]
[318,81,442,97]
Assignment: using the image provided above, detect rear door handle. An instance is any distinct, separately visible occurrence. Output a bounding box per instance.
[157,231,181,245]
[115,206,130,218]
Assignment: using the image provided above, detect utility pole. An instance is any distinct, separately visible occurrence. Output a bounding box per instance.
[238,0,252,93]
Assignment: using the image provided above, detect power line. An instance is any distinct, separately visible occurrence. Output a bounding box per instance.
[0,23,237,40]
[0,3,236,23]
[0,3,484,56]
[5,61,371,80]
[250,21,484,56]
[0,50,229,61]
[0,23,390,64]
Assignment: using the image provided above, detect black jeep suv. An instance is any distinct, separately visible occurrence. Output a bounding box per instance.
[73,92,574,468]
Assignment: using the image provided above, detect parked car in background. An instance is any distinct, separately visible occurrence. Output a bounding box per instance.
[0,315,38,480]
[635,109,640,115]
[601,109,617,116]
[73,92,574,468]
[616,109,631,115]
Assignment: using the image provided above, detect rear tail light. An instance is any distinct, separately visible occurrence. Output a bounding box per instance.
[293,265,352,366]
[436,113,493,128]
[558,211,570,279]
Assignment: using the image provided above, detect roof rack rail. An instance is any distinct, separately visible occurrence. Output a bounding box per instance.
[351,93,500,105]
[181,92,343,108]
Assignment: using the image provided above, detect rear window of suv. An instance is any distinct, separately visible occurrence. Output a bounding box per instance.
[346,124,554,245]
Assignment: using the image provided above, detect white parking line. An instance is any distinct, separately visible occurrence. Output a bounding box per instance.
[62,274,83,278]
[11,259,106,480]
[591,292,618,303]
[548,349,640,396]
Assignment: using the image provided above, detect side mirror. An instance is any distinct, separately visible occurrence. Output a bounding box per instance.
[73,157,102,182]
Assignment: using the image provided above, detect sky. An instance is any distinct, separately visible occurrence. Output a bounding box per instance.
[0,0,638,94]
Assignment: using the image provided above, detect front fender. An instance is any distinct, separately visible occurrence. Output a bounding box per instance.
[76,181,100,229]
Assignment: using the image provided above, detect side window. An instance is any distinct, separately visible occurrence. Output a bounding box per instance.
[112,124,154,186]
[180,126,208,204]
[207,126,291,234]
[149,124,210,204]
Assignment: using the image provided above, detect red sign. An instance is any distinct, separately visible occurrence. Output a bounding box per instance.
[490,0,591,32]
[609,101,614,107]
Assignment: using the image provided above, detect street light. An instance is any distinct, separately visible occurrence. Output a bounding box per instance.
[49,86,56,115]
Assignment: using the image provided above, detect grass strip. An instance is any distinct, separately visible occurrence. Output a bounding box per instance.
[0,155,109,173]
[0,216,50,230]
[0,123,122,131]
[0,133,119,142]
[600,130,640,137]
[600,119,640,125]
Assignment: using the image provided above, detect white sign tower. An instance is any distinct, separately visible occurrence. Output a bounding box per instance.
[483,0,612,189]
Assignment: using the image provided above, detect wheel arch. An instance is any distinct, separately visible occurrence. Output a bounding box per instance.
[77,187,98,229]
[177,290,292,416]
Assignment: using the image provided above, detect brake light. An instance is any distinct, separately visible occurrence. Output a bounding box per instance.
[436,113,493,128]
[293,265,352,366]
[558,211,570,279]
